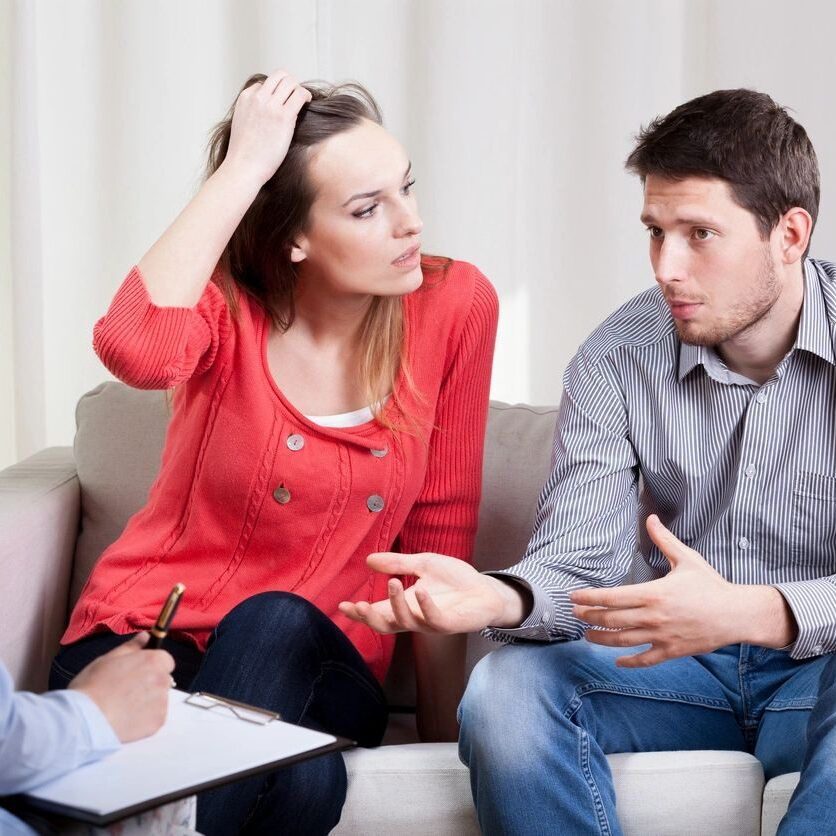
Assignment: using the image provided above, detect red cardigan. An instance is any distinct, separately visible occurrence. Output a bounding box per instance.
[63,260,498,682]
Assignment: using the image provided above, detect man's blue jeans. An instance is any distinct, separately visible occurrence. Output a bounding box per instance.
[50,592,388,835]
[458,640,835,835]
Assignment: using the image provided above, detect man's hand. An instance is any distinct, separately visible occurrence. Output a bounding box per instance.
[338,552,529,634]
[570,515,798,667]
[68,632,175,742]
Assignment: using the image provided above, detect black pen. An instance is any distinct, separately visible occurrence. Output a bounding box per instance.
[147,583,186,649]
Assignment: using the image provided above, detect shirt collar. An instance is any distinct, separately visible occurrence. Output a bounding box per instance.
[795,259,835,366]
[677,259,836,383]
[677,342,703,382]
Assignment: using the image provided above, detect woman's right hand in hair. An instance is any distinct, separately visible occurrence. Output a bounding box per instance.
[135,70,310,308]
[223,70,312,189]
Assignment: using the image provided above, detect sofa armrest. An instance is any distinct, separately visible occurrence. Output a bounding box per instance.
[0,447,79,691]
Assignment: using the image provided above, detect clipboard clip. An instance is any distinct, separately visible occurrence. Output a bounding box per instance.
[185,691,281,725]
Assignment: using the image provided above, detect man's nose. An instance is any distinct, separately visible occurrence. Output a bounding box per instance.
[654,239,687,285]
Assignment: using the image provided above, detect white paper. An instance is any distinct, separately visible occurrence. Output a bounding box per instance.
[25,690,338,816]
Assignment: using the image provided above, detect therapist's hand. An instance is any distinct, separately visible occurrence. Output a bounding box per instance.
[339,552,530,634]
[69,632,175,742]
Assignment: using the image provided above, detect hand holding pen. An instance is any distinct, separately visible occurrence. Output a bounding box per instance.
[148,583,186,649]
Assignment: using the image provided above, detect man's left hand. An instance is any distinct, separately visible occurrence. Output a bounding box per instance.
[570,514,797,667]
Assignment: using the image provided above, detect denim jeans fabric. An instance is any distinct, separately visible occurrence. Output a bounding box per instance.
[458,640,835,836]
[50,592,389,836]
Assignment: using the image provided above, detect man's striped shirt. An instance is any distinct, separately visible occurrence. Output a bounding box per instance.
[488,258,836,660]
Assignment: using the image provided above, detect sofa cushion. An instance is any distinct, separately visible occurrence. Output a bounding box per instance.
[0,448,79,690]
[467,401,557,677]
[71,382,169,605]
[760,772,799,836]
[335,745,765,835]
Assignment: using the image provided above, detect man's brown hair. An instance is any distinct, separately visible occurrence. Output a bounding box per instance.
[626,89,820,251]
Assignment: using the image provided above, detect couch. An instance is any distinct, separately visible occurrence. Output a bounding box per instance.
[0,382,800,835]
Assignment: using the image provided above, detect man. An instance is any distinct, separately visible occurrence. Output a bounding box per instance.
[1,633,173,834]
[339,89,836,834]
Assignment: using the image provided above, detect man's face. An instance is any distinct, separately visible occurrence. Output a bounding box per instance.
[641,175,781,347]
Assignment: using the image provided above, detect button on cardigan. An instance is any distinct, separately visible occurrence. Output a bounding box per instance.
[63,260,498,682]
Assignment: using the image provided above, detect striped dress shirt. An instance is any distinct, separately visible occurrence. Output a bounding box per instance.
[488,258,836,660]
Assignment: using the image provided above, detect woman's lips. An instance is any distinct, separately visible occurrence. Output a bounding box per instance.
[392,245,421,270]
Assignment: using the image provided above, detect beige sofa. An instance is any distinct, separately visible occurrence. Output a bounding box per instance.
[0,382,800,835]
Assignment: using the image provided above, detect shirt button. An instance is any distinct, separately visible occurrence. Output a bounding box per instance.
[745,464,756,478]
[273,485,291,504]
[287,434,305,451]
[813,644,824,655]
[540,613,549,625]
[738,536,750,550]
[756,391,768,404]
[370,447,388,458]
[367,494,385,513]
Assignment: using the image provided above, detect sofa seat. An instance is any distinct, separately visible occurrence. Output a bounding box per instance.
[338,745,776,835]
[761,773,801,836]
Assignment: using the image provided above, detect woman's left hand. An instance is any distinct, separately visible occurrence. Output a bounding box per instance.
[338,552,526,635]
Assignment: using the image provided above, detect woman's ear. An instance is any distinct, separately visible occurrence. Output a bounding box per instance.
[289,239,308,264]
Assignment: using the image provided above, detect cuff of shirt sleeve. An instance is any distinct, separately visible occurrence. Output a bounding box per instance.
[61,690,122,755]
[480,572,555,642]
[771,579,836,659]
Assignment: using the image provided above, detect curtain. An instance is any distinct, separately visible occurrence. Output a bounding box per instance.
[3,0,836,465]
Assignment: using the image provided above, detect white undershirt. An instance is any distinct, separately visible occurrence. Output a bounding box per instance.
[305,404,376,428]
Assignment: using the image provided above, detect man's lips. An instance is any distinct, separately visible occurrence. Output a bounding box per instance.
[667,300,703,320]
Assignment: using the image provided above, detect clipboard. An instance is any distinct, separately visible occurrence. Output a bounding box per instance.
[18,690,355,827]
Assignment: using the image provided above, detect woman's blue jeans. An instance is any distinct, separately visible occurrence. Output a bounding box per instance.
[458,640,836,835]
[49,592,388,835]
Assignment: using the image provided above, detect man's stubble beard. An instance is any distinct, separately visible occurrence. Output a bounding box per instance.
[676,247,780,348]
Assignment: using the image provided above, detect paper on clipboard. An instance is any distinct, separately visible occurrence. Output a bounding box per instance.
[23,690,346,823]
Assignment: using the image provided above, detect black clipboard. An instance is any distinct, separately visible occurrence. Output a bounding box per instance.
[15,691,356,827]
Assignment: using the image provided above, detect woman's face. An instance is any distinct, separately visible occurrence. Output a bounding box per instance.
[291,119,424,298]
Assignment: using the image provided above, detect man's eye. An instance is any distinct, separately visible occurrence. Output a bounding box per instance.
[693,228,716,241]
[646,226,663,239]
[353,203,378,219]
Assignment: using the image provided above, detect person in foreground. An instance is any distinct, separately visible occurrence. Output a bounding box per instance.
[341,88,836,835]
[49,70,497,835]
[0,635,173,835]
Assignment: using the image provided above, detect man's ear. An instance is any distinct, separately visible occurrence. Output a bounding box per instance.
[778,207,813,264]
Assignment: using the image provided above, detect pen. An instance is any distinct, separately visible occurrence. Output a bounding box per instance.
[147,583,186,649]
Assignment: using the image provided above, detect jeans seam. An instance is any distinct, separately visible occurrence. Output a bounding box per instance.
[49,658,77,687]
[297,660,387,727]
[575,682,732,711]
[567,694,613,835]
[321,660,387,707]
[739,644,753,728]
[765,699,818,711]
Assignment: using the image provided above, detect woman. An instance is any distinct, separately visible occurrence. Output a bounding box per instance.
[50,70,497,835]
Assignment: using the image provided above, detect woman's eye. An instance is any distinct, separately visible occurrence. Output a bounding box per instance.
[353,203,378,219]
[402,178,416,195]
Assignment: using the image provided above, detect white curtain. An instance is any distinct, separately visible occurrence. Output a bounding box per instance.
[4,0,836,467]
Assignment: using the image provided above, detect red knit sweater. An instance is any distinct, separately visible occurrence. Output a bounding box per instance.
[63,260,498,682]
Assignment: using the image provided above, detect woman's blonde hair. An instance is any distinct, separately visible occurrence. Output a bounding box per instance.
[206,74,444,431]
